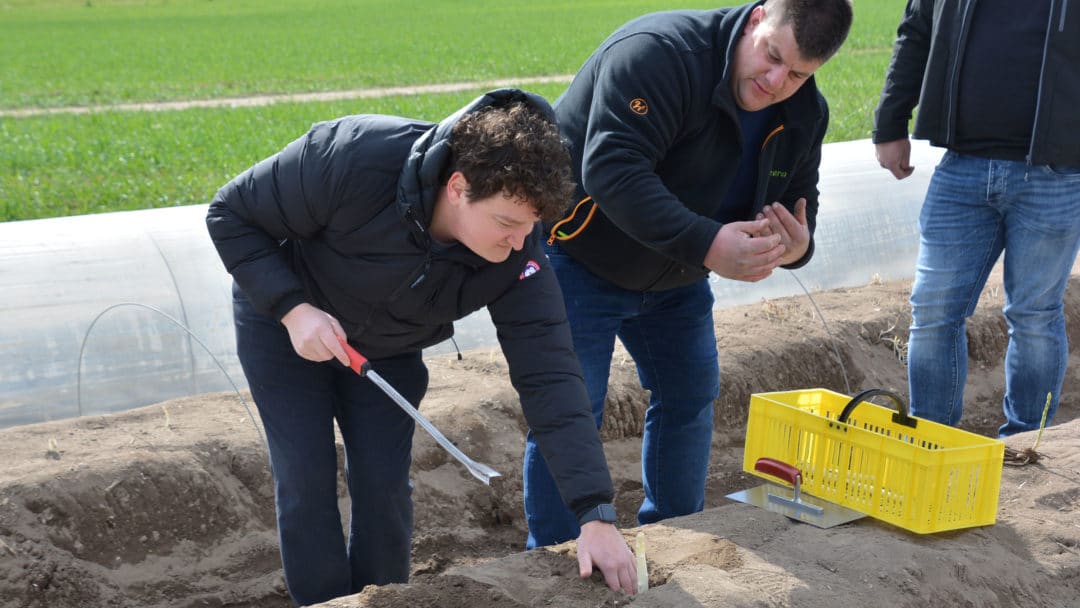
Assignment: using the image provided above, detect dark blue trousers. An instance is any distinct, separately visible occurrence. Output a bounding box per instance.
[233,288,428,606]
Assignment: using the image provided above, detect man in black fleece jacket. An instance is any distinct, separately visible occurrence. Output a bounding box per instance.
[526,0,852,549]
[206,90,636,605]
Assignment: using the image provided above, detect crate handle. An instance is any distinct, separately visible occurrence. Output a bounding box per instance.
[838,388,918,429]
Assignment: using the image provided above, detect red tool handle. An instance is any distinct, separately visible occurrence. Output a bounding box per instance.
[754,458,801,486]
[337,336,371,376]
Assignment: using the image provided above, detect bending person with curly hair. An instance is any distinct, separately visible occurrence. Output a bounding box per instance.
[206,89,637,606]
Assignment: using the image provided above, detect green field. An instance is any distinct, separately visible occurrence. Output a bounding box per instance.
[0,0,905,221]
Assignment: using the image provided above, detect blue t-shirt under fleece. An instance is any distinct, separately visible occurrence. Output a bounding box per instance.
[717,106,777,224]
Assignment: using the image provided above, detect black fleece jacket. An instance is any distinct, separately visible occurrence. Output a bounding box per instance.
[206,89,613,516]
[548,1,828,292]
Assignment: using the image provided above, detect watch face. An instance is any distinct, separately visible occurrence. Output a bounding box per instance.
[598,503,617,522]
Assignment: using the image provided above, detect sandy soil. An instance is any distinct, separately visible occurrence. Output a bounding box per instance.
[2,275,1078,608]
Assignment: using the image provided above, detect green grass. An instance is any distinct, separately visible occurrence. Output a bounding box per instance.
[814,0,906,142]
[0,0,905,221]
[0,0,712,108]
[1,85,568,220]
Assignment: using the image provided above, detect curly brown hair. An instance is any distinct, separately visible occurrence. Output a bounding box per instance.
[448,102,574,223]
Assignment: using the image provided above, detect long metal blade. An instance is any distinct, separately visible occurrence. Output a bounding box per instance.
[366,370,501,485]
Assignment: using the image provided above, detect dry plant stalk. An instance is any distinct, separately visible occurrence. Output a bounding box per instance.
[1003,392,1051,466]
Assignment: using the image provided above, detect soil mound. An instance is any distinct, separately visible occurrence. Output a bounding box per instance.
[2,276,1078,607]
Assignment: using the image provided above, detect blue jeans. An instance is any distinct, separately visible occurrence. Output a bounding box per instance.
[908,151,1080,437]
[523,244,719,548]
[233,287,428,606]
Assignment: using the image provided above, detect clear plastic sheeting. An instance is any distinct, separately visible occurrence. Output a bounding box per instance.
[0,139,943,428]
[0,206,240,428]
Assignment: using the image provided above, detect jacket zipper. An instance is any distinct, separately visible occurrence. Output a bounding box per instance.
[397,207,432,294]
[753,122,785,212]
[761,125,785,151]
[944,3,975,147]
[547,196,597,245]
[1028,0,1062,165]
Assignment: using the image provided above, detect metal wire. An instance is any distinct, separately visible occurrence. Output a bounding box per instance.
[787,270,852,395]
[76,302,266,450]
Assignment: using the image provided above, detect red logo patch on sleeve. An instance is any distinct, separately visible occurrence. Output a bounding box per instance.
[519,260,541,280]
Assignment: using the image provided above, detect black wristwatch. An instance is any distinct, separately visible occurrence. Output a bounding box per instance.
[577,503,618,526]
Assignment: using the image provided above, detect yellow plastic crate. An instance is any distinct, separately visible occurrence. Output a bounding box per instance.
[742,388,1004,533]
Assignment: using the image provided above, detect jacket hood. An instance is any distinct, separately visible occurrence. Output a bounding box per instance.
[396,88,558,241]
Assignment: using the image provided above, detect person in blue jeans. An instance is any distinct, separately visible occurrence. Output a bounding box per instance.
[873,0,1080,437]
[525,0,853,548]
[207,90,637,606]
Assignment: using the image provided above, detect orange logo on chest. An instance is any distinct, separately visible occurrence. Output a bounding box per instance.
[629,98,649,115]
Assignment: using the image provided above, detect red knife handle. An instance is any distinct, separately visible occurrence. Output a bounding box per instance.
[753,458,801,486]
[337,336,371,376]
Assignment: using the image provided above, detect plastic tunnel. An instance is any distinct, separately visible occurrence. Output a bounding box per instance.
[0,139,943,429]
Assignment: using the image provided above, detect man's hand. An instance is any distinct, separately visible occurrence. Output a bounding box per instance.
[576,521,637,595]
[875,138,914,180]
[756,199,810,266]
[703,219,785,282]
[280,303,350,366]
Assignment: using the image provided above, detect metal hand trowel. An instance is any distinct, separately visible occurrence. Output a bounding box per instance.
[726,457,866,528]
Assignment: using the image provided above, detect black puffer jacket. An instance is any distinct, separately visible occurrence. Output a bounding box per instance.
[206,89,613,515]
[873,0,1080,166]
[548,1,827,292]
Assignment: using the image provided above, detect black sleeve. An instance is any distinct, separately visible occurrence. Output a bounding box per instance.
[579,33,723,267]
[873,0,934,143]
[205,120,345,320]
[487,237,614,515]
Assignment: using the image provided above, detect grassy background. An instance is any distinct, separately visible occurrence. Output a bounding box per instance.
[0,0,717,108]
[0,0,905,221]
